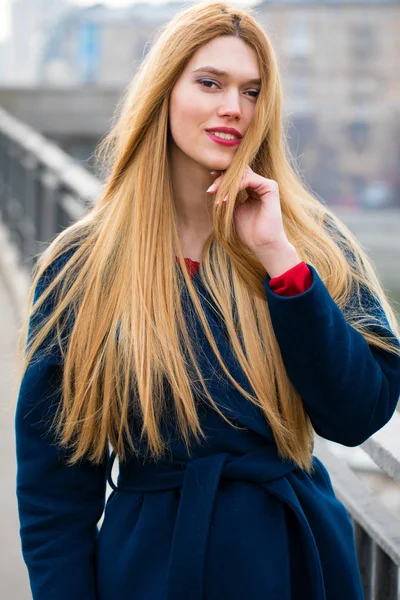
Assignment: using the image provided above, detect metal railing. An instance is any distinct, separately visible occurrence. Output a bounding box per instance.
[315,420,400,599]
[1,105,400,599]
[0,106,101,270]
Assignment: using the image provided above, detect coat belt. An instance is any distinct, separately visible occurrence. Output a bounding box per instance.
[106,445,326,600]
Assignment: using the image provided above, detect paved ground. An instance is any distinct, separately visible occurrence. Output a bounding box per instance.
[0,279,31,599]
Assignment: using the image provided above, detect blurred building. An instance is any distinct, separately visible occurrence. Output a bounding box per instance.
[1,0,399,208]
[3,0,69,85]
[254,0,400,208]
[38,2,191,87]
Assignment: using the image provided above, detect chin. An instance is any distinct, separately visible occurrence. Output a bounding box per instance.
[195,153,230,172]
[207,160,230,171]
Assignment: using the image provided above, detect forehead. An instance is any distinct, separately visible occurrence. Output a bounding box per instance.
[184,36,260,80]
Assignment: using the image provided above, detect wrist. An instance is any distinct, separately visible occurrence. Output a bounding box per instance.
[256,242,302,278]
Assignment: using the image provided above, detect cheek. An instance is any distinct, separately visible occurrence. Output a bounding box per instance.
[169,88,206,143]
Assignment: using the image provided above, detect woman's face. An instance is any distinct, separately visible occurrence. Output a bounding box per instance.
[168,36,261,172]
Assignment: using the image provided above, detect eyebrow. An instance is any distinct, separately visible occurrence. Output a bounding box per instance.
[192,66,261,85]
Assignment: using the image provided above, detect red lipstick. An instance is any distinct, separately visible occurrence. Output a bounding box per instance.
[205,126,243,138]
[205,131,242,147]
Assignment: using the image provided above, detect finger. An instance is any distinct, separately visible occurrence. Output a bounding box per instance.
[206,182,218,193]
[206,172,224,194]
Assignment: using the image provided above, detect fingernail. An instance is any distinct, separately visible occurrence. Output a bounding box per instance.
[206,183,217,193]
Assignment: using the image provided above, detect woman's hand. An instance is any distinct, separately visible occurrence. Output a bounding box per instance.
[207,167,301,277]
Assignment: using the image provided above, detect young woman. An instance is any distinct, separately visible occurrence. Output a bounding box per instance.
[15,2,400,599]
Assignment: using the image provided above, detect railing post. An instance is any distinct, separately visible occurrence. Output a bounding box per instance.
[5,138,18,229]
[354,523,373,599]
[20,152,40,270]
[0,133,7,215]
[37,170,59,245]
[374,544,398,600]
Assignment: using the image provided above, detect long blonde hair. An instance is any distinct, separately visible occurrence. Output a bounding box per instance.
[16,1,400,473]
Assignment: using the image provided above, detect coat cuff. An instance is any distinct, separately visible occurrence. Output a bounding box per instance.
[268,262,313,297]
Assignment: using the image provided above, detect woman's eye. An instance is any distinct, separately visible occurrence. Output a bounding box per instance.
[197,79,259,99]
[198,78,219,89]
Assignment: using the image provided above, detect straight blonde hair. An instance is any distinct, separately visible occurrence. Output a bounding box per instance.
[16,1,400,473]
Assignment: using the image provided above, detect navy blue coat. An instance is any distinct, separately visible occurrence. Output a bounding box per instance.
[15,251,400,599]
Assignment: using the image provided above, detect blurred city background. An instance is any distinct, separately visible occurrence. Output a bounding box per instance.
[1,0,400,598]
[0,0,399,209]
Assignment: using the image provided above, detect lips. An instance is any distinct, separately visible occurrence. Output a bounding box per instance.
[205,127,243,139]
[205,131,242,147]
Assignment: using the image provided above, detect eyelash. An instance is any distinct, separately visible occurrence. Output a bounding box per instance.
[197,78,260,99]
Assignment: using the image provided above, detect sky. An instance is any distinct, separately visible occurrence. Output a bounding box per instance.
[0,0,256,42]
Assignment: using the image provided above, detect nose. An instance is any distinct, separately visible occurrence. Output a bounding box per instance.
[217,90,242,120]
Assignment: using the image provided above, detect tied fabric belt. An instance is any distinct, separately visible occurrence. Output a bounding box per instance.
[106,445,326,600]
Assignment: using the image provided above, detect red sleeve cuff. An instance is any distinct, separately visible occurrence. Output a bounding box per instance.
[269,262,313,296]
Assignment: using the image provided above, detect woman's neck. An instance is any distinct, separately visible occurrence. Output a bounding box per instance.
[176,227,212,263]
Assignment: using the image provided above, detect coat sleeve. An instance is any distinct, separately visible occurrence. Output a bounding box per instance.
[263,263,400,446]
[15,253,109,600]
